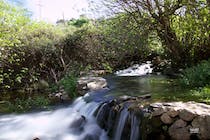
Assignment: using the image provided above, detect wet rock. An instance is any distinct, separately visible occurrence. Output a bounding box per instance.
[106,107,118,135]
[119,95,136,102]
[83,134,99,140]
[69,115,86,128]
[160,113,173,124]
[96,103,111,129]
[168,125,191,140]
[179,109,195,121]
[192,116,210,139]
[136,94,151,100]
[87,80,107,91]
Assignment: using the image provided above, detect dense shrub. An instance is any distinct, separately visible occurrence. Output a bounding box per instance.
[59,74,77,98]
[180,59,210,87]
[0,1,69,90]
[0,23,66,90]
[6,96,50,113]
[189,86,210,104]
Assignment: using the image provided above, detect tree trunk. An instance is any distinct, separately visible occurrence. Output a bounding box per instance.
[155,16,183,67]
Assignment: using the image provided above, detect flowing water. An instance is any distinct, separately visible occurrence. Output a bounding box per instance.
[130,113,140,140]
[0,64,188,140]
[115,62,153,76]
[0,96,108,140]
[113,108,129,140]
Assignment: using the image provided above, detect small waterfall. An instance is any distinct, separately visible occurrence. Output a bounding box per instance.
[130,113,140,140]
[114,108,129,140]
[0,95,108,140]
[115,62,153,76]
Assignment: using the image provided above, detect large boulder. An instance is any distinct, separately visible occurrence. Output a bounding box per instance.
[171,119,187,129]
[160,113,173,124]
[191,116,210,139]
[179,109,195,122]
[77,77,108,95]
[69,115,86,132]
[168,125,191,140]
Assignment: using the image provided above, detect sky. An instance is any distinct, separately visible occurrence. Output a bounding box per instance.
[8,0,94,23]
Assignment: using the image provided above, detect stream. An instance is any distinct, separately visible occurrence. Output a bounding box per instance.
[0,63,187,140]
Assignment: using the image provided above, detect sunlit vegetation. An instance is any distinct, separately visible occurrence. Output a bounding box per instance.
[0,0,210,112]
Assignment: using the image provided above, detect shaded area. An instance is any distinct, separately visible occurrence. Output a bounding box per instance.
[105,75,210,104]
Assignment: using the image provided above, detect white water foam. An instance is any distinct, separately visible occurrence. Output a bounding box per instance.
[0,96,108,140]
[115,62,153,76]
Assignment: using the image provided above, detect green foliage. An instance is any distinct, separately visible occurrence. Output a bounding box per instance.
[180,60,210,87]
[8,96,50,113]
[68,17,89,27]
[171,0,210,62]
[99,14,152,62]
[189,86,210,104]
[0,1,66,90]
[102,62,113,73]
[102,0,209,66]
[0,0,30,47]
[59,74,77,98]
[62,13,160,70]
[63,23,109,69]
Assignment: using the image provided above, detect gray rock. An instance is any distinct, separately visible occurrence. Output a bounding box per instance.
[160,113,173,124]
[83,134,99,140]
[87,80,107,91]
[171,119,187,128]
[192,116,210,139]
[167,109,179,118]
[168,125,191,140]
[179,109,195,121]
[70,115,86,128]
[150,103,164,108]
[77,77,107,95]
[152,108,166,117]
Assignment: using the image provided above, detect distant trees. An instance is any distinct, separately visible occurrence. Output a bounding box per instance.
[1,0,209,90]
[0,1,66,90]
[56,16,90,28]
[102,0,210,66]
[0,0,30,47]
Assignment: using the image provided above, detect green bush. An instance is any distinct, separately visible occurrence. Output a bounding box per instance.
[180,59,210,87]
[189,86,210,104]
[8,96,50,113]
[0,0,66,90]
[59,74,77,98]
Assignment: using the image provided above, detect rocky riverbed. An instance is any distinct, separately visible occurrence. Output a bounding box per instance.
[149,102,210,140]
[94,96,210,140]
[48,71,210,140]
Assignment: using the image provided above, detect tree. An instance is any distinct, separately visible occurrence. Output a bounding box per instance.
[0,0,30,47]
[102,0,209,66]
